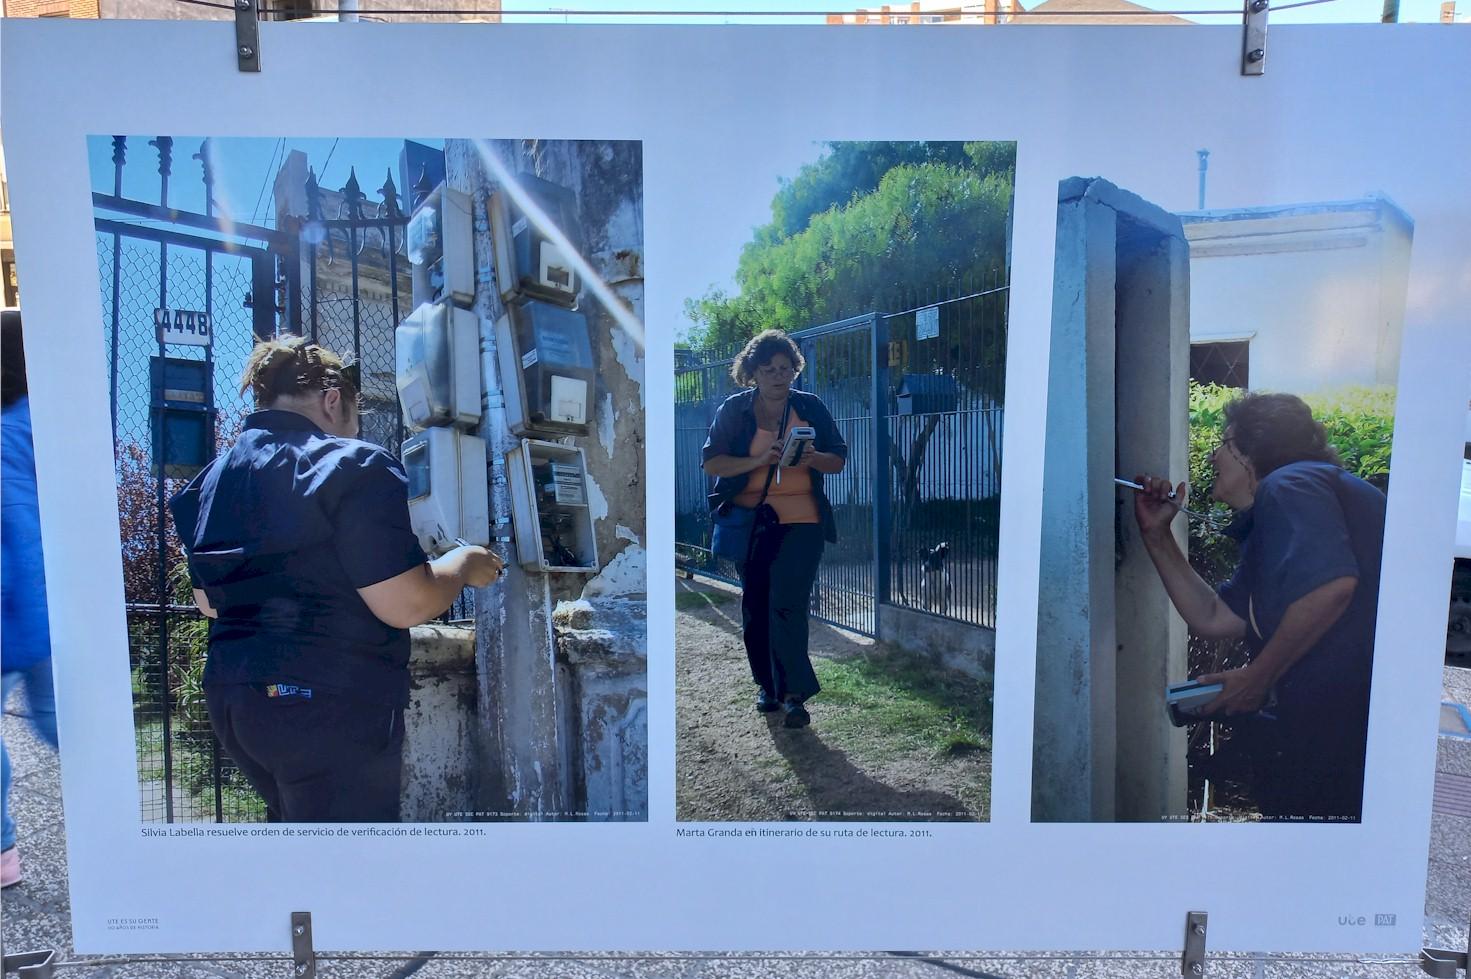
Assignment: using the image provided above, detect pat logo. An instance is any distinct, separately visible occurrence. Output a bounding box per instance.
[265,684,312,699]
[1375,914,1396,926]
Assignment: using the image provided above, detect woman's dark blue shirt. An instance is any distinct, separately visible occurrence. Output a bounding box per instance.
[169,410,428,707]
[1216,460,1386,711]
[701,388,848,543]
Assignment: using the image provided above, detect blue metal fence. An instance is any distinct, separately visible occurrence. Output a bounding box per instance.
[675,274,1008,636]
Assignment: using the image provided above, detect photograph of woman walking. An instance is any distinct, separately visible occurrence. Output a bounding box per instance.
[674,140,1013,822]
[703,331,848,730]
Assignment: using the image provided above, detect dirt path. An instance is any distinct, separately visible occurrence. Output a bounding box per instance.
[675,576,991,822]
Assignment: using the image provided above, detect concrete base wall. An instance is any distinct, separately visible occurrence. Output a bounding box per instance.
[877,604,994,682]
[554,598,649,821]
[401,624,478,821]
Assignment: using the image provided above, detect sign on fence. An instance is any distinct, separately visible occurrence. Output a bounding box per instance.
[154,307,211,347]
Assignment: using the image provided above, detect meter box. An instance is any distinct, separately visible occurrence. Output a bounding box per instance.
[495,301,595,437]
[407,183,474,309]
[149,355,213,479]
[395,301,481,431]
[506,440,598,573]
[488,174,582,308]
[402,427,490,557]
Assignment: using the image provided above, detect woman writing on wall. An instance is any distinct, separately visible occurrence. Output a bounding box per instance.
[703,330,847,729]
[170,337,504,822]
[1132,392,1385,821]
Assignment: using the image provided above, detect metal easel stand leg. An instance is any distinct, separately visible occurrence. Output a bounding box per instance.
[0,950,57,979]
[291,911,316,979]
[1421,917,1471,977]
[1182,911,1209,977]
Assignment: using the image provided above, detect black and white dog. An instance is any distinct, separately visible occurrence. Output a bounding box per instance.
[920,541,952,615]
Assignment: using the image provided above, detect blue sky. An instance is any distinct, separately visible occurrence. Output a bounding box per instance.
[499,0,1456,24]
[89,136,444,228]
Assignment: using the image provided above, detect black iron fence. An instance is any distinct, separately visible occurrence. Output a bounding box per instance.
[675,272,1008,636]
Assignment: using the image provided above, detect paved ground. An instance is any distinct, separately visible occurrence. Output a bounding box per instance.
[3,670,1468,979]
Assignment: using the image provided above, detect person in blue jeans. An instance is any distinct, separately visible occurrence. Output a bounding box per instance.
[2,310,59,887]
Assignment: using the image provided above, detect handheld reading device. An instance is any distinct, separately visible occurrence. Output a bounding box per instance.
[780,427,816,467]
[1165,679,1224,726]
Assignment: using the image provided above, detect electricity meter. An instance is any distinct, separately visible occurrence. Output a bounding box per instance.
[506,439,598,573]
[395,301,481,431]
[495,301,595,438]
[488,173,582,308]
[402,427,490,557]
[407,183,474,309]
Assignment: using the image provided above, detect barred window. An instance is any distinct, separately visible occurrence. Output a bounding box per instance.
[1190,340,1249,389]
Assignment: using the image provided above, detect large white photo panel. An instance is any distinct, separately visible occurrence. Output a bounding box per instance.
[2,19,1468,954]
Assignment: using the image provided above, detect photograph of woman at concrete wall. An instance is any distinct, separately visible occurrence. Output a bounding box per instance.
[675,140,1014,822]
[1031,175,1410,823]
[1131,394,1385,822]
[703,330,849,730]
[89,133,647,824]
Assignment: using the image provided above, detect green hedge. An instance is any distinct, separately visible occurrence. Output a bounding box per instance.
[1186,382,1396,587]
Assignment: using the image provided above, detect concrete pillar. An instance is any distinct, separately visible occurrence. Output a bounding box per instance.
[1033,177,1189,823]
[443,138,645,821]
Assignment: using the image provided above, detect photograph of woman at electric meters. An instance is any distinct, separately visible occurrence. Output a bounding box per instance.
[1130,392,1385,823]
[172,338,504,823]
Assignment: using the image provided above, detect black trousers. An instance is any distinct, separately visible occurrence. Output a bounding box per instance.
[1218,683,1370,822]
[739,522,824,703]
[206,683,404,822]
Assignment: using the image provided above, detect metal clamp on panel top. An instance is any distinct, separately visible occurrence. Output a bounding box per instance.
[235,0,261,73]
[1242,0,1268,75]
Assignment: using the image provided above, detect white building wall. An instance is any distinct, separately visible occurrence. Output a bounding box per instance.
[1181,196,1413,395]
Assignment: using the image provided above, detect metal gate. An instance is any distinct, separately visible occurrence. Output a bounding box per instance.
[97,219,285,823]
[674,275,1008,639]
[95,136,422,822]
[789,314,887,635]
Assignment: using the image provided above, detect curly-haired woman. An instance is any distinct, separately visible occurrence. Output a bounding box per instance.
[170,337,504,821]
[702,330,847,729]
[1133,392,1386,821]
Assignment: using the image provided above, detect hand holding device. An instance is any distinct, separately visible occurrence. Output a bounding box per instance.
[780,427,816,467]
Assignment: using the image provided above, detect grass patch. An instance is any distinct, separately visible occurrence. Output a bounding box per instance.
[676,589,738,611]
[813,650,992,760]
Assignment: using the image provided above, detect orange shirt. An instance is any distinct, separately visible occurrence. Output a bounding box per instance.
[732,407,821,525]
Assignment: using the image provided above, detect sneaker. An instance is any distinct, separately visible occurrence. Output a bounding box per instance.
[782,700,811,729]
[1,847,21,888]
[755,689,781,714]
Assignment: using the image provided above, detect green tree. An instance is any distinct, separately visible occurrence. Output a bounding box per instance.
[683,141,1014,353]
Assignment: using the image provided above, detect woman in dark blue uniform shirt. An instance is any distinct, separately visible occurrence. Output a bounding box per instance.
[170,338,503,822]
[1133,393,1385,821]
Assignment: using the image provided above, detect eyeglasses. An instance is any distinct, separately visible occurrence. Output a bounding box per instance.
[757,364,797,378]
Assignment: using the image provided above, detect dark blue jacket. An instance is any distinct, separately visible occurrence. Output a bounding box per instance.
[701,388,848,544]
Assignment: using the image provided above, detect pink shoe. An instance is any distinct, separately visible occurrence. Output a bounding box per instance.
[1,846,21,888]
